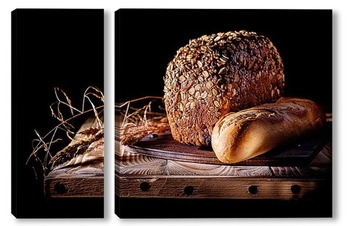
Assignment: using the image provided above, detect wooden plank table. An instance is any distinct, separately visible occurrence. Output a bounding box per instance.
[44,116,104,198]
[116,130,332,200]
[45,116,331,203]
[114,101,332,216]
[45,161,104,198]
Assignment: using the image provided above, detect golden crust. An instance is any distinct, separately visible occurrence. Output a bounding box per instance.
[211,97,325,163]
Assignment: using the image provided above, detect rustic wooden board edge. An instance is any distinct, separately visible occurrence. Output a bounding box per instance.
[45,176,104,198]
[44,162,104,198]
[116,175,327,200]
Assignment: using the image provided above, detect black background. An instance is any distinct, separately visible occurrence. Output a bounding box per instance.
[116,9,332,113]
[12,9,104,218]
[115,9,332,218]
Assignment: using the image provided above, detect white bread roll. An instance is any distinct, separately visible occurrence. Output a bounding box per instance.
[211,97,325,164]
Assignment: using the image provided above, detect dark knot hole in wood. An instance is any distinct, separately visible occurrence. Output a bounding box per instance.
[140,182,151,191]
[248,185,258,194]
[291,184,301,194]
[184,186,194,196]
[54,182,67,194]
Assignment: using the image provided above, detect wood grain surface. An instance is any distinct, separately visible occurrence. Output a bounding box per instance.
[44,115,331,199]
[45,116,104,198]
[116,139,331,200]
[45,161,103,198]
[115,118,331,200]
[124,131,328,166]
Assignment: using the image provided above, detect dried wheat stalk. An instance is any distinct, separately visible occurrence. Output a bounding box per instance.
[27,86,104,176]
[116,96,170,146]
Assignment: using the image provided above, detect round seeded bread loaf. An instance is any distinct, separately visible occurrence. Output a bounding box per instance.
[163,30,285,146]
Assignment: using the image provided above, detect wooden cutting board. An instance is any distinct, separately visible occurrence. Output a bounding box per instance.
[124,131,329,166]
